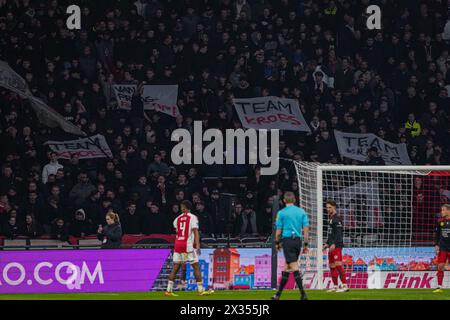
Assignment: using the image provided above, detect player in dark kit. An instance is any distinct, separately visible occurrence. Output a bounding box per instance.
[433,204,450,293]
[323,200,348,292]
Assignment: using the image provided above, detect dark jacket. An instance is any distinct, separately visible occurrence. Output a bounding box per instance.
[97,222,122,249]
[206,199,225,227]
[69,219,93,237]
[82,198,104,226]
[20,223,42,238]
[51,224,69,242]
[3,222,19,239]
[196,209,215,235]
[141,209,167,235]
[122,210,142,234]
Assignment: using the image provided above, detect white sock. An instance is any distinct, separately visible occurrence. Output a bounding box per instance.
[197,282,204,292]
[167,280,174,292]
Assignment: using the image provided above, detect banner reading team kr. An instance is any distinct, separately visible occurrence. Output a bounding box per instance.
[233,96,311,132]
[45,134,112,159]
[334,130,412,165]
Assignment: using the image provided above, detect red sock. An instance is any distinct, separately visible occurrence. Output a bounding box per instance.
[437,270,444,286]
[330,268,339,286]
[336,265,347,284]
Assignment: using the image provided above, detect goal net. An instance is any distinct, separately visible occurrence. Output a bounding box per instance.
[293,161,450,289]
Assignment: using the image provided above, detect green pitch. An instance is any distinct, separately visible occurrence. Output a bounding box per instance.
[1,289,449,300]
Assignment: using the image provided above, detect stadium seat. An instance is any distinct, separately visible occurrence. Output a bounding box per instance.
[343,236,352,246]
[363,234,378,246]
[241,237,261,244]
[29,239,70,249]
[215,238,229,245]
[134,238,170,246]
[201,238,217,246]
[228,237,241,244]
[78,239,102,249]
[3,239,27,250]
[355,236,363,246]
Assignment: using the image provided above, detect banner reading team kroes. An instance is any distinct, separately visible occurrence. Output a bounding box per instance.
[45,134,113,159]
[233,96,311,132]
[113,84,137,110]
[334,130,412,165]
[142,85,180,117]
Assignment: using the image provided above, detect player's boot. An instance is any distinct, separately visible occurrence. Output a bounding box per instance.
[300,292,308,300]
[204,289,215,295]
[164,291,179,297]
[199,289,213,296]
[432,287,444,293]
[336,284,349,292]
[326,286,338,292]
[177,281,186,291]
[271,294,281,300]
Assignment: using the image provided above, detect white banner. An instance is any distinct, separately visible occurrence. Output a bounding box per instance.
[142,85,180,117]
[233,96,311,132]
[113,84,137,110]
[323,181,384,230]
[29,97,86,136]
[45,134,112,159]
[0,60,85,136]
[0,60,31,97]
[334,130,411,165]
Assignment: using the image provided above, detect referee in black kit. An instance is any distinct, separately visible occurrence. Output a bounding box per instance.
[272,192,310,300]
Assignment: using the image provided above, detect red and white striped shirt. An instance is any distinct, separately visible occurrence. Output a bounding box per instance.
[173,212,199,253]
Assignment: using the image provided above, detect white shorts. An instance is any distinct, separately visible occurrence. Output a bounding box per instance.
[173,251,199,264]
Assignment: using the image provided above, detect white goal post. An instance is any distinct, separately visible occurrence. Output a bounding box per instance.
[294,162,450,290]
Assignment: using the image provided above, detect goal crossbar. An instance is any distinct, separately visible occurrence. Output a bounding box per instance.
[315,165,450,171]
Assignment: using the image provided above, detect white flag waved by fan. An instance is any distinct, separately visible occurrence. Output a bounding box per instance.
[0,60,32,97]
[0,60,85,136]
[142,85,180,117]
[113,84,137,110]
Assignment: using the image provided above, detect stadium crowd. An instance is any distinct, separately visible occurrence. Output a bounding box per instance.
[0,0,449,241]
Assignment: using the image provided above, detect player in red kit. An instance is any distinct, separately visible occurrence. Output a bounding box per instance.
[165,200,212,296]
[323,199,349,292]
[433,203,450,293]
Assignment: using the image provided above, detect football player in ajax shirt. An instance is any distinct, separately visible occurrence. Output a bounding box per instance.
[434,203,450,293]
[323,199,349,292]
[165,200,212,296]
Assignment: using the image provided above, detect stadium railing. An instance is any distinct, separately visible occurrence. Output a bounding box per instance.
[0,234,271,250]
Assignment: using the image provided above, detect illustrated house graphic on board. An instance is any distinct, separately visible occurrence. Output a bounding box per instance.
[212,248,240,289]
[254,254,271,287]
